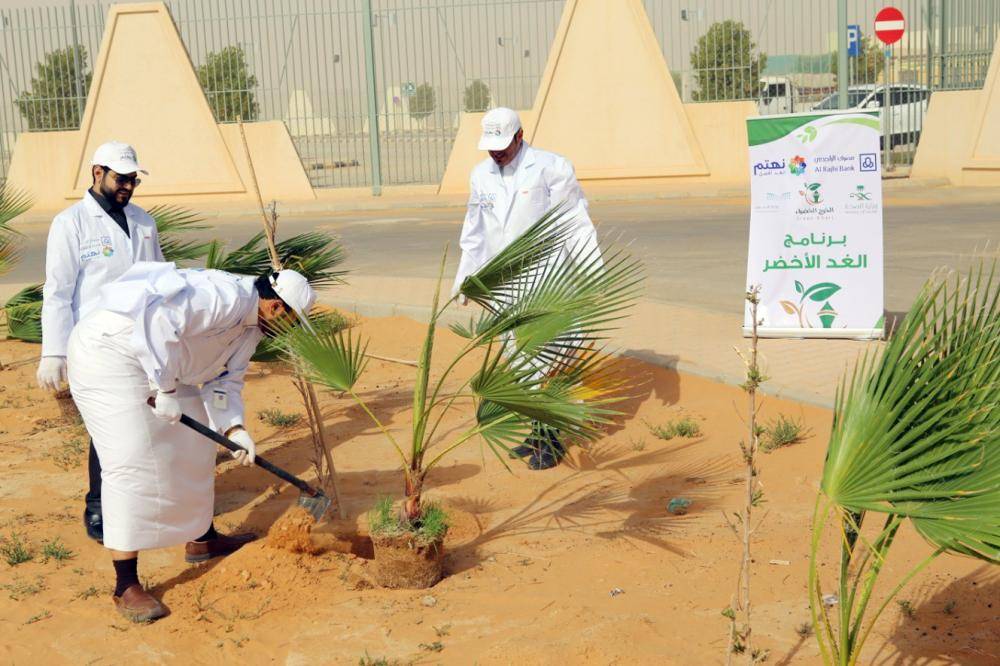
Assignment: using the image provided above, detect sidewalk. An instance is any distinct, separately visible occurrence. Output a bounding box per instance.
[328,275,879,409]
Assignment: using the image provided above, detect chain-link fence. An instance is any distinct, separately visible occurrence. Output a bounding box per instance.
[0,0,997,186]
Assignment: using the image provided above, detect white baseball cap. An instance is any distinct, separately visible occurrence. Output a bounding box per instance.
[91,141,147,175]
[270,269,317,331]
[478,107,521,151]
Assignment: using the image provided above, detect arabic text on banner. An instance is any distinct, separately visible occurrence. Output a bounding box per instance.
[744,111,884,338]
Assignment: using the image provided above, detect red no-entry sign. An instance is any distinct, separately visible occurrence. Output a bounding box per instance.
[874,6,905,45]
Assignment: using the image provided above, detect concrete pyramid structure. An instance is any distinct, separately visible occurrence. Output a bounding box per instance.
[527,0,707,179]
[68,3,244,196]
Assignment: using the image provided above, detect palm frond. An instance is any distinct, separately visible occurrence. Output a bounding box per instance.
[0,186,33,231]
[282,324,369,392]
[252,308,351,362]
[4,283,42,307]
[0,231,20,277]
[204,231,347,288]
[148,204,212,263]
[276,232,348,288]
[2,284,43,342]
[821,259,1000,561]
[4,300,42,342]
[469,344,622,442]
[458,205,575,305]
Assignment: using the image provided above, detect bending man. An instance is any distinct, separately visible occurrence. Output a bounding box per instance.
[68,262,316,623]
[452,107,601,471]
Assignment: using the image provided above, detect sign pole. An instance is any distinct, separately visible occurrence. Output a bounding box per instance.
[874,6,906,171]
[884,48,892,171]
[838,0,849,109]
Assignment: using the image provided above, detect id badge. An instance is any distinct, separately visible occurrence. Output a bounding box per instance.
[212,389,228,411]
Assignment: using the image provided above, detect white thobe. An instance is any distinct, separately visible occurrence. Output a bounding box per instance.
[67,262,262,551]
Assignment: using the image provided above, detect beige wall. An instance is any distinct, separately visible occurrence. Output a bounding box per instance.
[7,2,313,212]
[911,33,1000,186]
[909,90,979,184]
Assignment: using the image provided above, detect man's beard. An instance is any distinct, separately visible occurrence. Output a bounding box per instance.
[100,181,131,208]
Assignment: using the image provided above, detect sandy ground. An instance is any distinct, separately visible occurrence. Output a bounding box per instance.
[0,315,997,665]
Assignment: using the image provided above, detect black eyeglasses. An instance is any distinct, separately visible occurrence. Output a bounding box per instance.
[101,166,141,187]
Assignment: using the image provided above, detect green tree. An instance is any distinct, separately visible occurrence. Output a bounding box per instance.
[831,36,885,85]
[408,82,435,120]
[15,45,91,130]
[197,45,258,122]
[689,20,767,102]
[463,79,491,112]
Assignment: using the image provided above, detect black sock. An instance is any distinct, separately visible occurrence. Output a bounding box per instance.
[113,558,140,597]
[194,523,218,543]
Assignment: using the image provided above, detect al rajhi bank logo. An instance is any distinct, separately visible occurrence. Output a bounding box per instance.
[788,155,807,176]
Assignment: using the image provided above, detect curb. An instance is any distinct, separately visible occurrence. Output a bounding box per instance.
[324,296,836,411]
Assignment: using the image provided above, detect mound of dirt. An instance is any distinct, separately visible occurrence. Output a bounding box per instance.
[266,506,320,554]
[162,539,373,623]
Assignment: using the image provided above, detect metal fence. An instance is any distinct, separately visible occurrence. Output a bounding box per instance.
[0,0,997,186]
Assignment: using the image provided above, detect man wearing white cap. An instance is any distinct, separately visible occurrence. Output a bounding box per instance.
[37,141,164,544]
[67,261,316,622]
[452,107,601,471]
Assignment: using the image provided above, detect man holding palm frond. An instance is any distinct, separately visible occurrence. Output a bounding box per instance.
[453,108,602,470]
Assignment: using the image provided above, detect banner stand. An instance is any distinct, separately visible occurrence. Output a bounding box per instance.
[744,109,885,340]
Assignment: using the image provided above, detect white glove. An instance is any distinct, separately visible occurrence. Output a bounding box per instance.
[152,390,182,424]
[36,356,67,392]
[227,428,256,466]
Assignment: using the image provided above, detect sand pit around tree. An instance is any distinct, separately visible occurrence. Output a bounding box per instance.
[1,315,996,664]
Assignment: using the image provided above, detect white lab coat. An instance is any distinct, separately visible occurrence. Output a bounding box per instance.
[42,194,164,357]
[451,144,601,296]
[67,262,263,551]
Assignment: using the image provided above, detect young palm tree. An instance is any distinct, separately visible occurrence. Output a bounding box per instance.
[283,208,644,536]
[0,187,35,342]
[809,259,1000,665]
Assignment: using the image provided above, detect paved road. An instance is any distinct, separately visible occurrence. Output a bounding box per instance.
[4,192,998,317]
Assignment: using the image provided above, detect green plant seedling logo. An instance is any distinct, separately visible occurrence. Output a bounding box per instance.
[780,281,841,328]
[799,182,823,205]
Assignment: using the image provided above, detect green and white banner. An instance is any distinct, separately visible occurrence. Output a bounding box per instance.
[745,110,884,339]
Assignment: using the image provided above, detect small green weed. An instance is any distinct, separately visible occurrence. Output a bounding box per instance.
[943,600,957,615]
[358,653,400,666]
[419,641,444,653]
[897,599,916,619]
[74,586,99,600]
[628,436,646,452]
[24,610,51,625]
[795,621,813,638]
[3,575,46,600]
[645,417,701,440]
[257,408,303,428]
[761,414,810,452]
[41,538,74,563]
[368,497,449,546]
[50,436,86,470]
[1,531,33,566]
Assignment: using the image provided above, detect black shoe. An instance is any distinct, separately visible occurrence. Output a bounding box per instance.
[527,435,565,471]
[83,508,104,544]
[508,443,536,459]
